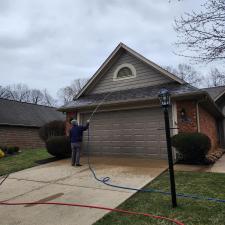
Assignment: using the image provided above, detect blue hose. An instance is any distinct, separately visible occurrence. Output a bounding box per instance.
[87,129,225,204]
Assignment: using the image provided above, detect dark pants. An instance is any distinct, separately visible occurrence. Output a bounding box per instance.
[71,142,81,166]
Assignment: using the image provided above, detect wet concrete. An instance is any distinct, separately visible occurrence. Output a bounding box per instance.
[174,164,210,172]
[174,154,225,173]
[0,156,168,225]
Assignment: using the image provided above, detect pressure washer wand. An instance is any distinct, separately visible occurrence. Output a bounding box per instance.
[87,92,112,122]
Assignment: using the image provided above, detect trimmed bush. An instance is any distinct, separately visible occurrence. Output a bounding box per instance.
[171,132,211,163]
[39,120,66,142]
[46,136,71,158]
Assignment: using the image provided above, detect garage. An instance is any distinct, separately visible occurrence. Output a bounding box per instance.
[81,107,171,159]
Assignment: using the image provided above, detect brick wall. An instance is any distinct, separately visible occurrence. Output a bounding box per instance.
[176,100,198,132]
[66,112,76,135]
[176,100,219,151]
[199,106,219,150]
[0,126,45,149]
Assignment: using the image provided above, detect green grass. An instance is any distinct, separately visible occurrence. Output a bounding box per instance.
[94,171,225,225]
[0,148,53,176]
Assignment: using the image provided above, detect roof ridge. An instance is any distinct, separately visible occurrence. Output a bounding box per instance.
[203,85,225,90]
[0,97,56,109]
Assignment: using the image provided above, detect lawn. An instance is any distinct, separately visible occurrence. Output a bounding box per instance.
[0,148,53,176]
[94,171,225,225]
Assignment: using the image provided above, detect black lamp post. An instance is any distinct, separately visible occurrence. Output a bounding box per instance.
[158,88,177,208]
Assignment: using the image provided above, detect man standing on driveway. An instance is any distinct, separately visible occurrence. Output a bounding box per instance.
[69,119,89,166]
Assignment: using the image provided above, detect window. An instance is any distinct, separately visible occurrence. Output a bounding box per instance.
[113,63,136,81]
[117,67,133,79]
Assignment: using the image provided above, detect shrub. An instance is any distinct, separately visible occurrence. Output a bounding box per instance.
[39,120,66,142]
[46,136,71,158]
[6,146,20,155]
[171,132,211,163]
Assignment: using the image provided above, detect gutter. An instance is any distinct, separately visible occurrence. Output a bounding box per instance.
[58,91,205,112]
[58,90,224,119]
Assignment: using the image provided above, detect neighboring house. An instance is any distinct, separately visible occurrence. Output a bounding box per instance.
[0,98,65,149]
[203,86,225,148]
[59,43,224,159]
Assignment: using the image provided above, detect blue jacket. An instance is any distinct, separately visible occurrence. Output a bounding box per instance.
[69,123,89,143]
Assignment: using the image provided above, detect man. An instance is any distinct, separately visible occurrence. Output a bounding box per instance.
[69,119,89,166]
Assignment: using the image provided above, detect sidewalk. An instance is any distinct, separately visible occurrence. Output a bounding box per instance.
[175,154,225,173]
[207,154,225,173]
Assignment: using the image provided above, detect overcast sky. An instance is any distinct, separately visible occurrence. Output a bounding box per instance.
[0,0,214,99]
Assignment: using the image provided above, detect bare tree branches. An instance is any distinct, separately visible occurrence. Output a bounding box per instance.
[6,84,30,102]
[57,78,88,104]
[164,63,203,87]
[206,68,225,87]
[0,86,10,98]
[29,89,44,104]
[174,0,225,63]
[42,89,57,106]
[0,84,56,106]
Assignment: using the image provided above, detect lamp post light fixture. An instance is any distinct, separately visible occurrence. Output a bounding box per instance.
[158,88,171,107]
[158,88,177,208]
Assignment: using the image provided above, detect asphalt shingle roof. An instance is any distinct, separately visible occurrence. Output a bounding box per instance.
[0,98,65,127]
[60,82,202,110]
[203,86,225,101]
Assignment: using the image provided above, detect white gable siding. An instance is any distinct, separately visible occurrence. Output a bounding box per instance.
[89,51,173,94]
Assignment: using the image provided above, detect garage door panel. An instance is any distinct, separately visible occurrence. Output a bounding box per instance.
[81,107,171,158]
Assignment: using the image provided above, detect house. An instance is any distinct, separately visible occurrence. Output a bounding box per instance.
[59,43,224,159]
[0,98,65,149]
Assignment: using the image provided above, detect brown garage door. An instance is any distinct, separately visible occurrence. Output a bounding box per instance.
[81,107,171,159]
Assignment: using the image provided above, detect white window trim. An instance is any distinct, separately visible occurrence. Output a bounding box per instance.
[113,63,136,81]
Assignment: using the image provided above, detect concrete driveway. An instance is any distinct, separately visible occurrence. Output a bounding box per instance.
[0,156,167,225]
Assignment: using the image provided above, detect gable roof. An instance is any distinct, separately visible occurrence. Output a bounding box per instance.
[0,98,65,127]
[203,86,225,101]
[76,42,185,98]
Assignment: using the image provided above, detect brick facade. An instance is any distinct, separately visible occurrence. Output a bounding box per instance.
[176,100,219,151]
[199,106,219,150]
[0,126,45,149]
[176,100,198,133]
[65,112,76,135]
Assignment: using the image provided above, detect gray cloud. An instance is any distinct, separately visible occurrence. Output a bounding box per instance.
[0,0,214,99]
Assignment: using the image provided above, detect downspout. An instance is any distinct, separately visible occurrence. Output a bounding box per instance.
[197,96,223,148]
[196,96,209,133]
[196,101,200,132]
